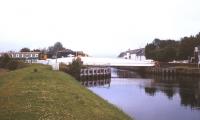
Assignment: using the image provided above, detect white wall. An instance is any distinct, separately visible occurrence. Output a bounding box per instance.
[130,54,146,61]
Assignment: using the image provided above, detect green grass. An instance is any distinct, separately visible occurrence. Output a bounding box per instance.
[0,69,8,75]
[0,64,132,120]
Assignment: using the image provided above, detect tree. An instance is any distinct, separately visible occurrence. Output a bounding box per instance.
[145,32,200,62]
[32,49,41,52]
[68,57,83,80]
[177,36,198,60]
[0,54,11,68]
[20,47,30,52]
[145,39,178,62]
[47,42,65,56]
[53,42,64,52]
[145,43,156,59]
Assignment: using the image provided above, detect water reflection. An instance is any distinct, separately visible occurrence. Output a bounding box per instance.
[115,69,200,109]
[89,68,200,120]
[81,79,111,87]
[113,68,141,78]
[143,75,200,110]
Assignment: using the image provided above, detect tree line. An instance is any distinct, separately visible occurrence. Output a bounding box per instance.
[145,32,200,62]
[19,42,87,58]
[20,42,65,56]
[19,42,75,58]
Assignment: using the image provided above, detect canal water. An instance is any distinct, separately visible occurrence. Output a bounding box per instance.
[88,68,200,120]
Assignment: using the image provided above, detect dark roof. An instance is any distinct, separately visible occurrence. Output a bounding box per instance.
[118,48,145,57]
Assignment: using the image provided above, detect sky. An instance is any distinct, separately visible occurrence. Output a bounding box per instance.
[0,0,200,57]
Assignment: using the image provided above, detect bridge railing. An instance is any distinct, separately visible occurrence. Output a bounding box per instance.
[37,57,155,70]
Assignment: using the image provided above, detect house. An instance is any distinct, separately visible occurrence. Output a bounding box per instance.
[0,52,40,63]
[118,48,146,61]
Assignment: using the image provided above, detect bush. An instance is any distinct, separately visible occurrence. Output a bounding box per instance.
[17,61,27,69]
[59,57,83,80]
[68,57,83,80]
[59,62,69,72]
[0,54,11,68]
[33,68,38,72]
[7,60,19,70]
[0,54,27,70]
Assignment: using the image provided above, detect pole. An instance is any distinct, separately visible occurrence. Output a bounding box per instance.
[55,51,58,70]
[56,55,57,63]
[56,51,58,63]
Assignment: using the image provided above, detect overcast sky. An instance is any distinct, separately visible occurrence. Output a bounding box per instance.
[0,0,200,57]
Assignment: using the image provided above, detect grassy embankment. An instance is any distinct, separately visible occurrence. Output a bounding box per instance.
[0,64,132,120]
[0,69,8,75]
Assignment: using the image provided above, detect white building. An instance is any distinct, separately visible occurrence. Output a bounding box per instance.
[118,48,146,61]
[0,52,40,63]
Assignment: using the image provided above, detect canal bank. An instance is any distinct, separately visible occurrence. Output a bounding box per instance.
[0,64,132,120]
[147,67,200,76]
[116,63,200,77]
[145,63,200,77]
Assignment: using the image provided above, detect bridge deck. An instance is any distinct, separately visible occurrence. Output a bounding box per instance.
[37,57,154,70]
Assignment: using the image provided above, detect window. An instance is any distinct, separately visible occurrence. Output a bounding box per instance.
[35,54,38,57]
[16,54,19,57]
[30,54,32,57]
[21,54,24,57]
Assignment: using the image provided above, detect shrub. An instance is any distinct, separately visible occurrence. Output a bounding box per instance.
[7,60,19,70]
[0,54,11,68]
[0,54,27,70]
[59,62,69,72]
[17,61,27,69]
[33,68,38,72]
[68,57,83,80]
[59,57,83,80]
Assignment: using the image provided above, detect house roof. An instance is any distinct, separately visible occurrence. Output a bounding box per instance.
[0,52,40,54]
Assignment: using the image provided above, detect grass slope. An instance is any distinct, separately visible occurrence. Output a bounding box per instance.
[0,69,8,76]
[0,64,132,120]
